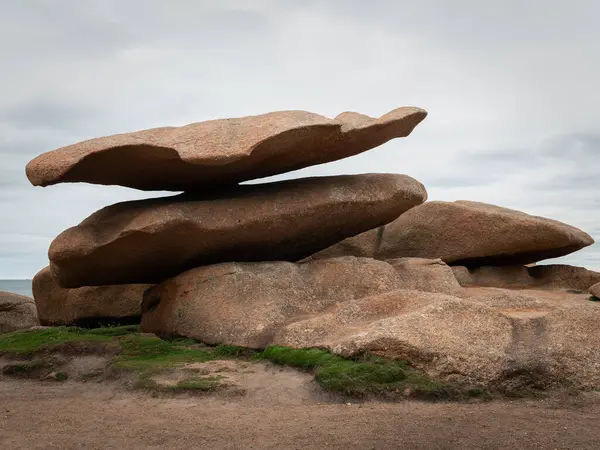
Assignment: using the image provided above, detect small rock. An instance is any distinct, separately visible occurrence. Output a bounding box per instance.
[0,291,38,333]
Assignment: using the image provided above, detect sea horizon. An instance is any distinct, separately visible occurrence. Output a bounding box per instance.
[0,279,33,298]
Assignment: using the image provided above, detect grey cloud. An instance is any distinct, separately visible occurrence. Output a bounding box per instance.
[0,99,103,131]
[0,1,137,59]
[463,148,539,164]
[424,148,536,188]
[0,173,26,190]
[1,0,599,277]
[290,0,600,53]
[424,173,503,189]
[526,134,600,191]
[1,0,276,65]
[531,173,600,191]
[536,133,600,159]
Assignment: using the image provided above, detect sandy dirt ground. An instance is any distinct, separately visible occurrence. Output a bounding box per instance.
[2,360,600,450]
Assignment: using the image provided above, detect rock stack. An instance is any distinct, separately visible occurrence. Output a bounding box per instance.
[27,106,428,319]
[26,106,600,390]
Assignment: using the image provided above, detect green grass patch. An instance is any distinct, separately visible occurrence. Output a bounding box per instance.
[316,358,409,395]
[114,335,216,372]
[213,344,256,358]
[0,327,113,354]
[174,376,224,391]
[0,328,473,399]
[259,346,451,397]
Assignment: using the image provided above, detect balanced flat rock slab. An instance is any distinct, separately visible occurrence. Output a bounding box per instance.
[32,266,152,326]
[310,200,594,267]
[48,174,427,287]
[26,106,427,191]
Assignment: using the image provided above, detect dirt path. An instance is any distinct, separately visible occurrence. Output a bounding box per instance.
[2,371,600,450]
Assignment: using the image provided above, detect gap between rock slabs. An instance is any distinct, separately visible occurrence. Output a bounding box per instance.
[0,325,530,401]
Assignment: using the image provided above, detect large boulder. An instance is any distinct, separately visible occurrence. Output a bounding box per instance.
[140,256,600,388]
[48,174,427,287]
[140,257,462,348]
[453,264,600,291]
[25,107,426,191]
[590,282,600,298]
[32,267,152,326]
[277,287,600,389]
[311,201,594,267]
[0,291,38,333]
[277,290,513,385]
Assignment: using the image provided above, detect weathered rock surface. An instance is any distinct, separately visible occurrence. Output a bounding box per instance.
[140,257,462,348]
[0,291,38,333]
[278,288,600,388]
[459,287,600,388]
[26,107,427,191]
[590,282,600,298]
[48,174,427,287]
[304,227,382,260]
[32,267,152,326]
[311,201,594,267]
[141,256,600,388]
[452,264,600,291]
[141,258,402,348]
[387,257,463,295]
[277,290,513,384]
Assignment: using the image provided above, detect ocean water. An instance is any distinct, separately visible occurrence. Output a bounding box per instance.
[0,280,33,298]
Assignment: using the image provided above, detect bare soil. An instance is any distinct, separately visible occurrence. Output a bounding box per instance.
[2,358,600,450]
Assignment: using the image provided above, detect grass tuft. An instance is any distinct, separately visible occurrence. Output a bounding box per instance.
[213,344,255,358]
[259,346,338,368]
[55,372,68,381]
[86,325,141,336]
[174,376,224,391]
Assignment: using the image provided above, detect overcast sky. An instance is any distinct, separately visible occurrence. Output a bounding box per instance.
[1,0,599,279]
